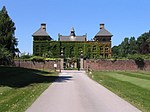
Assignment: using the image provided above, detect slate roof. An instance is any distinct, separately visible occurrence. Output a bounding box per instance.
[59,35,86,41]
[95,28,113,37]
[59,27,87,41]
[33,28,50,37]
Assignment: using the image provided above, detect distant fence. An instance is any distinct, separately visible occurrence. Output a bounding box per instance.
[84,59,150,71]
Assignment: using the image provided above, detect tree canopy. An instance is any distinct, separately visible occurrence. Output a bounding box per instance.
[0,45,12,65]
[0,6,19,58]
[137,31,150,54]
[112,31,150,58]
[0,6,19,65]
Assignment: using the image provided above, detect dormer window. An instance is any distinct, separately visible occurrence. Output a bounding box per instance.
[102,38,106,42]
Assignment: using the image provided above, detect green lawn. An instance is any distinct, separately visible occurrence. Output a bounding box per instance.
[0,67,58,112]
[88,71,150,112]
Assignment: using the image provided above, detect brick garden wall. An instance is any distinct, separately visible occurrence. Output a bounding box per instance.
[14,60,60,70]
[14,60,150,71]
[85,60,150,71]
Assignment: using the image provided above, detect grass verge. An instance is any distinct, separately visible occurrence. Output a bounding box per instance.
[88,71,150,112]
[0,66,58,112]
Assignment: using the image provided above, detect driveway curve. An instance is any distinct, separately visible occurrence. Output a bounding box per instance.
[26,70,141,112]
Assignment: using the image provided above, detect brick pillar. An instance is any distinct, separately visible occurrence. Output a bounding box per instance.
[61,58,64,70]
[80,58,84,70]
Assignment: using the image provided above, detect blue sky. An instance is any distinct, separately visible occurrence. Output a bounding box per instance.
[0,0,150,54]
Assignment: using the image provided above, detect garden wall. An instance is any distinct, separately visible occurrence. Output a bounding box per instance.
[14,60,150,71]
[14,60,60,70]
[85,60,150,71]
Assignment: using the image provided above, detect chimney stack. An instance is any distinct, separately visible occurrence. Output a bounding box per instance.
[41,23,46,31]
[100,23,104,29]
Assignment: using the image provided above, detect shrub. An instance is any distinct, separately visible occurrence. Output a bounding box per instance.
[20,53,32,59]
[30,56,45,62]
[128,54,145,69]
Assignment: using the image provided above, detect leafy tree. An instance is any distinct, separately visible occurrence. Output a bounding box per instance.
[112,30,150,58]
[112,45,120,57]
[20,52,32,59]
[128,37,137,54]
[0,45,12,65]
[120,37,129,57]
[137,31,150,54]
[0,6,19,57]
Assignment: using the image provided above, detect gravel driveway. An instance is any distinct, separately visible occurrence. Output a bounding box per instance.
[26,70,141,112]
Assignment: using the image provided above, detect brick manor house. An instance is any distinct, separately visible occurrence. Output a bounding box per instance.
[32,23,113,60]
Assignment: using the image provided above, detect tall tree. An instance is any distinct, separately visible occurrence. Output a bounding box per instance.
[137,31,150,54]
[129,37,137,54]
[120,37,129,57]
[0,45,12,65]
[112,31,150,58]
[0,6,19,57]
[112,45,120,56]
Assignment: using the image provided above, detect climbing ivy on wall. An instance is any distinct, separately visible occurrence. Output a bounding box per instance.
[33,40,111,59]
